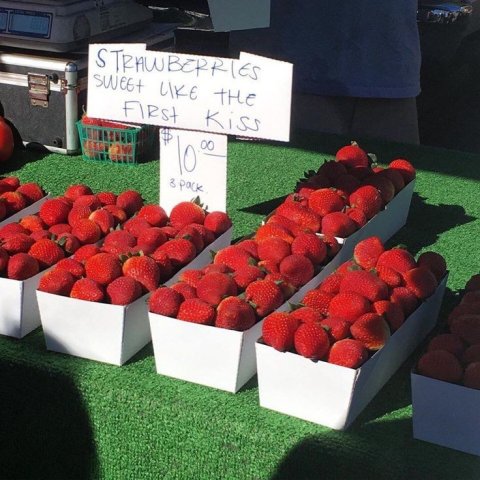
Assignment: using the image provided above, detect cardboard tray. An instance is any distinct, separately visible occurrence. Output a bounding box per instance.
[37,227,232,365]
[411,371,480,456]
[255,274,447,430]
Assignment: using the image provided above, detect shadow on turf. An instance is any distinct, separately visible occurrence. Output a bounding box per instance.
[0,359,98,479]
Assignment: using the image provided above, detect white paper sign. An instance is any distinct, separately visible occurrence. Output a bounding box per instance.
[159,128,228,214]
[87,45,292,141]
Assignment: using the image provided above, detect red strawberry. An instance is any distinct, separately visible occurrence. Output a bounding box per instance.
[215,296,256,331]
[389,158,416,184]
[213,245,254,271]
[54,258,85,278]
[176,298,215,325]
[349,185,383,219]
[85,252,122,286]
[328,292,372,324]
[2,233,35,254]
[317,159,348,181]
[417,350,463,383]
[154,238,196,269]
[466,274,480,292]
[96,191,117,206]
[403,267,438,299]
[317,271,343,294]
[204,211,232,236]
[390,286,419,317]
[177,268,204,288]
[72,244,101,263]
[266,213,310,237]
[462,344,480,365]
[375,264,404,288]
[291,233,327,265]
[264,272,297,300]
[353,236,385,270]
[463,362,480,389]
[373,300,405,332]
[28,238,65,268]
[73,194,101,211]
[103,229,137,249]
[39,198,71,226]
[188,223,215,247]
[7,253,39,280]
[450,314,480,345]
[275,201,321,232]
[417,251,447,282]
[104,276,142,305]
[64,184,93,202]
[262,311,300,351]
[335,142,369,169]
[29,229,50,242]
[245,279,284,317]
[427,333,465,359]
[294,322,330,360]
[137,204,168,227]
[308,188,345,217]
[68,205,93,227]
[235,238,259,259]
[257,236,291,264]
[89,208,115,235]
[196,271,238,306]
[176,223,205,253]
[279,254,314,288]
[363,174,395,204]
[116,190,144,217]
[255,223,295,245]
[345,207,367,229]
[202,263,231,275]
[377,168,405,193]
[322,234,341,259]
[48,223,71,236]
[171,282,197,300]
[332,173,361,197]
[327,338,369,368]
[122,254,160,292]
[0,246,8,273]
[289,306,323,325]
[0,176,20,190]
[103,204,128,226]
[350,313,391,350]
[149,249,173,282]
[321,211,357,237]
[0,191,27,215]
[71,218,102,244]
[38,268,75,296]
[301,289,334,316]
[0,199,5,221]
[136,227,167,254]
[123,216,151,238]
[16,182,45,204]
[461,291,480,305]
[56,233,81,255]
[232,265,265,290]
[169,200,206,229]
[70,278,105,302]
[376,247,416,274]
[0,222,29,239]
[339,269,389,303]
[159,225,179,239]
[257,259,279,275]
[148,286,183,316]
[320,316,351,342]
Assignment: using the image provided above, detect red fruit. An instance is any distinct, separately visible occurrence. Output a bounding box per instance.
[72,195,101,211]
[56,233,81,254]
[213,245,254,271]
[417,251,447,282]
[116,190,144,217]
[232,264,265,290]
[122,254,160,292]
[235,238,259,259]
[257,259,279,275]
[294,322,330,360]
[373,300,405,332]
[339,269,389,303]
[136,204,168,227]
[335,142,369,169]
[64,184,93,202]
[71,218,102,244]
[0,222,29,239]
[376,247,416,274]
[390,286,419,317]
[2,233,35,254]
[96,191,117,206]
[148,286,183,316]
[0,117,15,162]
[154,238,197,269]
[328,292,372,324]
[7,253,39,280]
[245,279,284,317]
[149,249,173,282]
[18,216,45,235]
[257,236,291,264]
[169,200,206,230]
[350,313,391,350]
[264,272,297,300]
[0,176,19,190]
[389,158,416,184]
[255,223,295,245]
[16,182,45,204]
[0,199,5,221]
[461,290,480,305]
[89,208,115,235]
[345,207,367,229]
[136,227,167,254]
[28,238,65,268]
[417,350,463,383]
[70,278,105,302]
[332,173,361,196]
[196,271,238,306]
[0,191,27,215]
[448,304,480,326]
[378,168,405,193]
[177,269,203,288]
[68,205,93,227]
[301,289,334,316]
[327,338,369,368]
[176,223,205,253]
[72,244,101,263]
[38,268,75,296]
[320,316,351,342]
[48,223,71,236]
[463,362,480,389]
[275,201,321,233]
[85,252,122,286]
[349,185,383,220]
[262,311,300,352]
[279,254,314,288]
[103,229,136,249]
[123,216,151,238]
[176,298,216,325]
[39,198,71,226]
[353,236,385,270]
[462,344,480,365]
[317,159,348,181]
[403,266,438,299]
[450,314,480,345]
[104,276,142,305]
[291,233,327,265]
[322,234,341,258]
[54,258,85,278]
[363,174,395,204]
[375,264,404,288]
[321,211,357,237]
[466,274,480,292]
[289,306,323,325]
[170,282,197,300]
[103,204,128,226]
[317,271,343,295]
[266,214,310,237]
[427,333,465,359]
[188,223,215,247]
[0,246,8,273]
[308,188,345,217]
[215,296,256,331]
[204,211,232,236]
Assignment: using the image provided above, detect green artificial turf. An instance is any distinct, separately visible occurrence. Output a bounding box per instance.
[1,131,480,480]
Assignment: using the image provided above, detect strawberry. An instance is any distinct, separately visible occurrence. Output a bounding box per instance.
[204,211,232,236]
[427,333,465,359]
[257,259,279,275]
[202,263,231,274]
[448,304,480,326]
[122,254,160,292]
[136,227,167,254]
[349,185,383,219]
[291,233,327,265]
[68,205,93,227]
[149,286,183,316]
[461,291,480,305]
[339,269,389,302]
[235,238,259,259]
[317,271,343,294]
[332,173,361,197]
[159,225,179,239]
[321,211,357,237]
[289,305,323,325]
[279,254,314,288]
[103,229,137,250]
[322,234,341,258]
[38,268,75,296]
[0,222,29,239]
[16,182,45,204]
[375,264,404,288]
[307,188,345,217]
[245,279,284,317]
[7,253,39,280]
[28,238,65,268]
[123,216,151,238]
[403,266,438,299]
[177,268,203,288]
[213,245,254,271]
[463,362,480,389]
[154,238,196,270]
[450,314,480,345]
[362,174,395,204]
[149,249,173,282]
[376,247,416,274]
[320,316,351,342]
[255,223,295,245]
[89,208,115,235]
[0,176,20,190]
[345,207,367,229]
[116,190,144,217]
[57,233,81,255]
[294,322,330,360]
[176,298,216,325]
[350,313,390,350]
[335,142,369,169]
[301,289,334,316]
[103,204,128,226]
[262,311,300,351]
[0,199,5,221]
[390,286,419,317]
[377,168,405,193]
[73,195,102,211]
[70,278,105,302]
[64,184,93,202]
[85,252,122,286]
[389,158,416,184]
[169,200,205,229]
[71,218,102,244]
[264,272,297,300]
[188,223,215,247]
[136,204,168,227]
[0,191,27,215]
[327,338,369,368]
[54,258,85,278]
[0,246,8,273]
[466,274,480,292]
[72,244,101,263]
[215,296,256,331]
[171,282,197,300]
[96,191,117,206]
[328,292,372,324]
[373,300,405,332]
[266,214,310,237]
[275,201,321,233]
[176,223,205,253]
[317,160,348,182]
[39,198,71,226]
[462,344,480,365]
[417,350,463,383]
[105,276,143,305]
[257,236,291,264]
[29,230,51,241]
[196,271,237,306]
[417,251,447,282]
[48,223,71,236]
[2,233,35,254]
[232,265,265,290]
[353,236,385,270]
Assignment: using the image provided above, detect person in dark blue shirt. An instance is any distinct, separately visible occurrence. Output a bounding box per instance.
[229,0,421,144]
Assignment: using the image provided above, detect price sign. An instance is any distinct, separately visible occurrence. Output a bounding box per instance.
[159,128,228,214]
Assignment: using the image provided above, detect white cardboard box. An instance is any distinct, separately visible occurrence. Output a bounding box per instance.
[411,371,480,456]
[255,274,447,430]
[37,227,232,365]
[0,194,50,228]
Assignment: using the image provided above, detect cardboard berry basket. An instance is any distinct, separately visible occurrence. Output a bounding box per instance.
[37,227,232,366]
[255,273,448,430]
[411,366,480,456]
[0,194,51,228]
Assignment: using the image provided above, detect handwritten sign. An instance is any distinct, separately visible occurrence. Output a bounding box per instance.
[159,128,228,215]
[87,45,293,141]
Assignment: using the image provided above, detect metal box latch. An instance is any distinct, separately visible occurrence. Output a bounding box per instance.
[28,73,50,108]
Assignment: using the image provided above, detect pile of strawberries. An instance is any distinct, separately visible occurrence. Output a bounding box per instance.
[416,273,480,389]
[148,224,340,331]
[37,197,232,305]
[0,176,46,222]
[0,183,144,282]
[261,236,447,369]
[276,142,416,237]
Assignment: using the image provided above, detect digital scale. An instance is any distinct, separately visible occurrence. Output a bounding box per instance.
[0,0,154,52]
